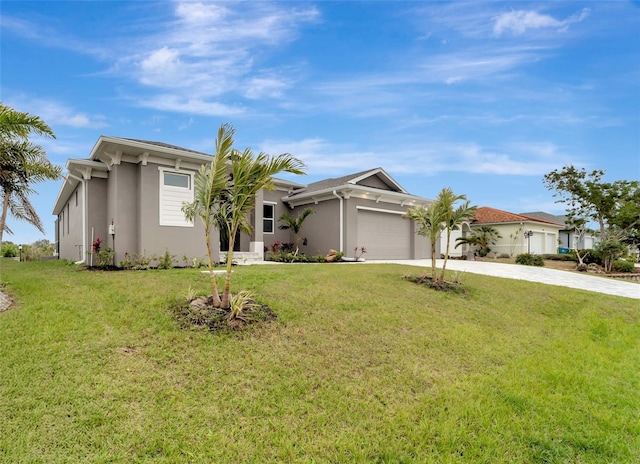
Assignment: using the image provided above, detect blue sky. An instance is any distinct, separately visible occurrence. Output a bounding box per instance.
[1,0,639,245]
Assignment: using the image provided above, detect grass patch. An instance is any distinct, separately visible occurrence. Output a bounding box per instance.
[1,260,638,462]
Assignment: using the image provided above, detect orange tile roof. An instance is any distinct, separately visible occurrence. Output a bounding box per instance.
[472,207,563,226]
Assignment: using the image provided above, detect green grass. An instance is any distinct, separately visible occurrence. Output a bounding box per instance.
[0,259,638,463]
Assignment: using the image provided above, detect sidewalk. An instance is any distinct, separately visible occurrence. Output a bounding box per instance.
[365,259,640,300]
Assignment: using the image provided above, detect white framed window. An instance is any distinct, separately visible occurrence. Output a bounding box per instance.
[263,202,276,234]
[159,168,194,227]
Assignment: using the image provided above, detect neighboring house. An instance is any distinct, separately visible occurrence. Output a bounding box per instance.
[520,211,598,250]
[462,207,565,256]
[52,136,433,264]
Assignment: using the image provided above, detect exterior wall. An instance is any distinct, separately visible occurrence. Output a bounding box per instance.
[471,222,560,256]
[86,178,108,265]
[293,200,341,256]
[263,190,297,250]
[137,162,212,263]
[57,184,84,261]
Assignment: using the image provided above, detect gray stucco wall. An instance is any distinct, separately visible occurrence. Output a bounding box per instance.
[137,162,212,263]
[57,185,84,261]
[86,178,108,264]
[263,190,295,251]
[292,200,341,256]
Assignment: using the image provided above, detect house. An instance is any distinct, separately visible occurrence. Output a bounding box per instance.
[520,211,598,250]
[456,207,565,257]
[52,136,433,265]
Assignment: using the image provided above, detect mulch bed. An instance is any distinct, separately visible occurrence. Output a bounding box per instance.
[403,275,467,293]
[170,295,277,332]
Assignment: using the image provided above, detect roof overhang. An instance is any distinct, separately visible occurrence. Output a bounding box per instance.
[282,183,431,208]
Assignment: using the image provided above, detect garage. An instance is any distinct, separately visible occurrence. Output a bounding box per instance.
[357,208,411,259]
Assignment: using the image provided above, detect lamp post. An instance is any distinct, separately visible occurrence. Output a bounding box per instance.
[523,230,533,254]
[18,244,22,262]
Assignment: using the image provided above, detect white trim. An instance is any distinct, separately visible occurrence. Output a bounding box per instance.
[332,190,344,252]
[263,201,277,234]
[158,167,194,227]
[356,206,406,215]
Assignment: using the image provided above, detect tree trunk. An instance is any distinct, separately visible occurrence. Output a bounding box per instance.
[204,229,222,307]
[439,230,451,282]
[0,189,10,246]
[430,238,437,280]
[221,226,236,309]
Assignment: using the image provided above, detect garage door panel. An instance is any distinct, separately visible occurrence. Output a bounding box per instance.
[357,210,410,259]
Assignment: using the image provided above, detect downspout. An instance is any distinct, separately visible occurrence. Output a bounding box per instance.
[68,174,87,265]
[332,190,344,252]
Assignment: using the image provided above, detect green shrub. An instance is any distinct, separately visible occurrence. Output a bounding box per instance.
[95,247,115,268]
[1,243,19,258]
[542,253,577,262]
[611,260,634,273]
[515,253,544,267]
[157,249,177,269]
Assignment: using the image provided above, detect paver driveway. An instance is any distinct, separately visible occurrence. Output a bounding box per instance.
[365,259,640,300]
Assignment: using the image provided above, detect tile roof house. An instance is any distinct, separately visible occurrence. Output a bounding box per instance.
[465,206,565,256]
[52,136,434,265]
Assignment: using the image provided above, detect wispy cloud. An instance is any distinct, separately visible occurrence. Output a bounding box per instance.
[5,96,107,129]
[493,8,590,36]
[260,138,576,178]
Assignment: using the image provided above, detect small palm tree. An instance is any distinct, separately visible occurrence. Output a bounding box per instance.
[404,202,444,280]
[220,147,306,309]
[455,225,502,257]
[436,187,477,282]
[278,207,315,256]
[182,124,234,307]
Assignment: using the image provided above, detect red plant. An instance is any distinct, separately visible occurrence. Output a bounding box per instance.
[92,237,102,253]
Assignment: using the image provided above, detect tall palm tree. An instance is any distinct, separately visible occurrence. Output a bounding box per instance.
[437,188,477,282]
[220,148,306,308]
[278,207,315,256]
[182,124,234,307]
[455,225,502,257]
[404,202,444,280]
[1,104,60,247]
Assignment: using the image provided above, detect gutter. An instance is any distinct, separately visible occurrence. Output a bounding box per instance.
[68,174,87,265]
[332,190,344,252]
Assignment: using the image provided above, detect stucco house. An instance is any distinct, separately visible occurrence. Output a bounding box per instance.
[52,136,433,265]
[458,207,565,256]
[520,211,598,250]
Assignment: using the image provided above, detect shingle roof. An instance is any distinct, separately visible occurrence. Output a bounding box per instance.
[288,168,386,196]
[473,207,564,226]
[520,211,567,225]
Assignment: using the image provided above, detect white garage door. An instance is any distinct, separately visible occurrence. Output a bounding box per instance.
[530,232,544,254]
[357,209,411,259]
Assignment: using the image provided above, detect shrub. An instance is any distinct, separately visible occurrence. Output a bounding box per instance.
[515,253,544,267]
[157,249,177,270]
[1,243,19,258]
[96,247,115,268]
[542,253,577,262]
[611,260,634,273]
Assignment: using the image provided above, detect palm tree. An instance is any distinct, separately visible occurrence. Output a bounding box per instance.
[0,103,55,141]
[220,147,306,309]
[437,188,477,282]
[0,141,62,244]
[182,124,234,307]
[0,104,59,246]
[278,207,315,256]
[404,202,444,280]
[455,225,502,257]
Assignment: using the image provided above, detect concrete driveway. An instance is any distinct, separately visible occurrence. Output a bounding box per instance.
[365,259,640,300]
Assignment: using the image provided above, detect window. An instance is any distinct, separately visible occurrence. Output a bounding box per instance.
[159,168,194,227]
[263,203,275,234]
[164,172,190,189]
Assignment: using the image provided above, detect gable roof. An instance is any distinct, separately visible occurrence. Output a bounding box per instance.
[473,207,564,226]
[282,167,430,207]
[289,167,407,197]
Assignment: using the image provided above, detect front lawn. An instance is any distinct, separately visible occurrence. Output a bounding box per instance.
[1,260,638,463]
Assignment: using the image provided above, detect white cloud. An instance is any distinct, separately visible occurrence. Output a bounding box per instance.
[259,138,575,178]
[4,96,107,129]
[493,8,590,36]
[137,94,245,117]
